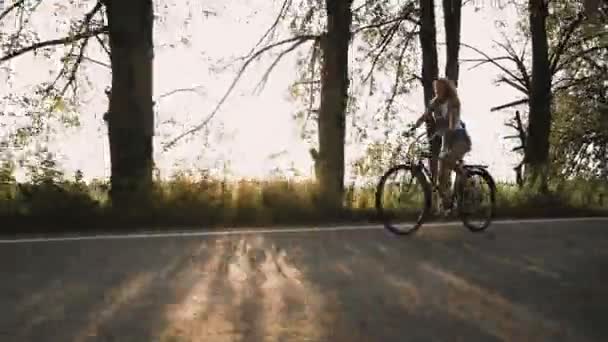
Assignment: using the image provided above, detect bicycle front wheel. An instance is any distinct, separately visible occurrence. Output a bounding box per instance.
[457,167,496,232]
[375,164,432,235]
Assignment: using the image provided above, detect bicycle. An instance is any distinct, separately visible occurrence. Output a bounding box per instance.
[375,128,496,235]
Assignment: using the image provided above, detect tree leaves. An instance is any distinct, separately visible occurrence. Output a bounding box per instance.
[51,96,66,112]
[547,1,607,179]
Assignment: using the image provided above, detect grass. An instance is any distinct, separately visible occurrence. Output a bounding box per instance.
[0,173,606,236]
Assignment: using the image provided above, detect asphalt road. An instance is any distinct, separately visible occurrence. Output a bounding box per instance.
[1,218,608,342]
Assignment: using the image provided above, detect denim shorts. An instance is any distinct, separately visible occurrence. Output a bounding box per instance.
[443,128,471,152]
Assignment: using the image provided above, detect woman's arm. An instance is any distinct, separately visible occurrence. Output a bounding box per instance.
[413,111,430,129]
[413,97,439,129]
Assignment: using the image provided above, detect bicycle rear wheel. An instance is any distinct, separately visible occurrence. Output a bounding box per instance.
[457,167,496,232]
[375,164,432,235]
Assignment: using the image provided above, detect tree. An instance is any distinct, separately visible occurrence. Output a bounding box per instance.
[549,2,607,180]
[461,0,606,187]
[308,0,424,207]
[419,0,440,191]
[1,0,155,206]
[312,0,353,209]
[103,0,155,205]
[526,0,552,192]
[1,0,106,183]
[164,0,420,208]
[442,0,462,84]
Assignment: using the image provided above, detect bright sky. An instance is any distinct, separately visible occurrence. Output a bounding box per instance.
[1,0,524,183]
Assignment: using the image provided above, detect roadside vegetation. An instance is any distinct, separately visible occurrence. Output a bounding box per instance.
[1,162,606,235]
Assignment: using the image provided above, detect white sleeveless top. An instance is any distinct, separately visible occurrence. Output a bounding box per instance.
[432,101,464,132]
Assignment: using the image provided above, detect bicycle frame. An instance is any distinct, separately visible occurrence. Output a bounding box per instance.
[378,129,496,233]
[400,131,438,188]
[399,130,489,198]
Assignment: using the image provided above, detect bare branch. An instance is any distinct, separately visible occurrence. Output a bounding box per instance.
[497,76,528,95]
[60,37,90,98]
[352,14,419,36]
[362,23,401,84]
[248,0,292,55]
[53,0,104,97]
[163,35,318,150]
[51,0,105,94]
[384,44,409,114]
[519,34,530,62]
[504,110,526,155]
[493,35,531,90]
[156,85,206,101]
[293,80,321,86]
[253,36,315,93]
[381,31,418,117]
[14,0,105,113]
[459,42,529,92]
[461,56,512,70]
[490,98,528,112]
[95,34,111,57]
[83,0,104,25]
[0,0,25,23]
[6,0,44,53]
[77,55,110,69]
[512,55,530,91]
[514,110,526,146]
[0,27,108,63]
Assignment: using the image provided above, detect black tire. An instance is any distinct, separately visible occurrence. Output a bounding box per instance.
[457,167,496,232]
[375,164,432,235]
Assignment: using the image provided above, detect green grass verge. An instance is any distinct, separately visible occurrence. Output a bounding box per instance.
[0,175,606,236]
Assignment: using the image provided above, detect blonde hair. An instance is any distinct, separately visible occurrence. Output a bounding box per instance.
[432,78,461,124]
[433,78,459,103]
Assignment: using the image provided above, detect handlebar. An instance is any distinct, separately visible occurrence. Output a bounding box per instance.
[400,128,435,161]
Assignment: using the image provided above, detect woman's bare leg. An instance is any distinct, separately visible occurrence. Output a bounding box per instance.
[438,141,470,209]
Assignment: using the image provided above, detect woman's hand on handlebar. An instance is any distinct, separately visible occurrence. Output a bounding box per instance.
[413,113,425,130]
[402,125,417,137]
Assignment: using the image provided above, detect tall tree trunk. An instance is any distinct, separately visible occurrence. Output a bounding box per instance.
[420,0,439,107]
[316,0,353,210]
[442,0,462,85]
[419,0,440,194]
[104,0,155,207]
[525,0,552,193]
[441,0,462,201]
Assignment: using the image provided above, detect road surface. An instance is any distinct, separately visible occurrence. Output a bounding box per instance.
[1,218,608,341]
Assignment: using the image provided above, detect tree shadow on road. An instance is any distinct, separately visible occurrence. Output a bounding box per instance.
[2,221,608,341]
[278,224,607,342]
[156,235,330,341]
[0,237,218,341]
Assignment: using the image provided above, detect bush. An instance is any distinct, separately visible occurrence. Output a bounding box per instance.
[0,173,605,235]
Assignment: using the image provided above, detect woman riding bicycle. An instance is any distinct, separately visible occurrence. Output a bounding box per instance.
[411,78,472,212]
